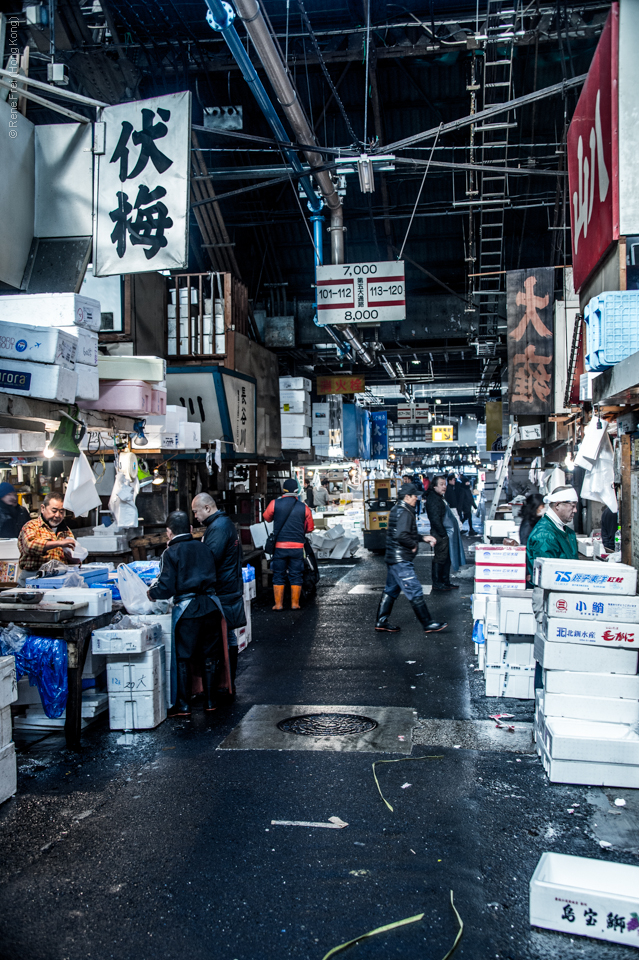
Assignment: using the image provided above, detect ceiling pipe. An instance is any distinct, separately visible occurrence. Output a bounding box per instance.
[230,0,345,266]
[340,326,374,366]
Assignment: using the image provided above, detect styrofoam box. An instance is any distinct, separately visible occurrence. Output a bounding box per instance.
[16,676,42,706]
[237,621,251,652]
[279,376,311,392]
[0,655,16,709]
[98,355,166,382]
[0,705,11,749]
[536,726,639,787]
[0,293,101,331]
[108,686,166,730]
[577,537,594,558]
[281,412,311,433]
[0,320,76,368]
[543,691,639,725]
[472,593,488,621]
[475,580,526,595]
[543,614,639,650]
[530,852,639,946]
[475,565,526,583]
[539,714,639,765]
[282,436,312,451]
[485,664,535,699]
[0,741,17,805]
[0,539,19,560]
[0,360,76,403]
[151,387,166,415]
[498,590,536,635]
[178,421,201,449]
[279,388,309,404]
[106,643,164,695]
[92,624,160,655]
[475,545,526,565]
[534,632,638,674]
[483,520,520,542]
[243,579,256,601]
[545,591,639,622]
[83,647,106,678]
[280,397,310,415]
[75,362,99,401]
[486,634,506,665]
[78,379,152,415]
[131,425,180,451]
[41,588,111,617]
[533,557,637,595]
[76,535,129,553]
[543,669,639,700]
[58,325,98,365]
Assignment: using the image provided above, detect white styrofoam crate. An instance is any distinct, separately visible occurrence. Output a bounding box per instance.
[75,361,99,401]
[474,580,526,595]
[281,436,312,451]
[533,557,637,595]
[97,355,166,382]
[279,376,311,392]
[108,686,166,730]
[543,615,639,650]
[92,624,160,655]
[0,360,76,403]
[279,397,309,415]
[0,741,16,805]
[76,535,129,553]
[498,590,536,635]
[486,634,506,665]
[42,588,112,617]
[482,519,520,542]
[236,619,252,653]
[530,852,639,946]
[58,325,98,365]
[545,591,639,623]
[0,655,17,709]
[474,544,527,565]
[543,691,639,725]
[106,643,164,695]
[0,539,19,560]
[540,714,639,765]
[0,320,77,368]
[485,664,535,699]
[534,633,638,674]
[0,705,11,749]
[536,729,639,787]
[0,293,101,331]
[82,648,106,679]
[15,676,41,706]
[543,669,639,700]
[243,579,256,601]
[471,593,488,621]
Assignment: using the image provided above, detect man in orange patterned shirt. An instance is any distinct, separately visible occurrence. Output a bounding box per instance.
[17,493,77,585]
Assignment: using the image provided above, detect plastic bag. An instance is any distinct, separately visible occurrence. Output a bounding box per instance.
[117,563,154,615]
[41,559,70,576]
[580,430,618,513]
[63,452,101,517]
[0,626,67,718]
[62,571,86,588]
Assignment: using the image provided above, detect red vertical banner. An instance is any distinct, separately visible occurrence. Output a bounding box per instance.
[507,268,556,416]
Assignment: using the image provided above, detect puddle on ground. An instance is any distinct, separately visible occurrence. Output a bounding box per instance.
[414,718,536,754]
[586,788,639,854]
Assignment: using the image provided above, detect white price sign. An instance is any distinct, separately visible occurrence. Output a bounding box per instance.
[315,260,405,326]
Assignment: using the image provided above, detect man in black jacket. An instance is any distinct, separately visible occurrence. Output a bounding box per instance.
[192,493,245,694]
[148,511,222,717]
[426,475,458,591]
[375,483,447,634]
[0,482,30,540]
[458,478,476,536]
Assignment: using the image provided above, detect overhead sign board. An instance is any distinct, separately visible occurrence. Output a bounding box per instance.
[432,425,454,442]
[94,91,191,277]
[316,375,365,395]
[397,402,429,423]
[315,260,405,326]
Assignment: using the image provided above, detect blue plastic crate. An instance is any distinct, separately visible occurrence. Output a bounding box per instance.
[26,566,110,589]
[90,580,121,601]
[585,291,639,371]
[126,560,161,584]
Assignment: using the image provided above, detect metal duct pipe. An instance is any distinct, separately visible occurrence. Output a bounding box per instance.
[380,355,397,379]
[340,325,374,366]
[232,0,345,264]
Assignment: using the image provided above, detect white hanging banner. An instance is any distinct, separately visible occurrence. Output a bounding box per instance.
[94,91,191,277]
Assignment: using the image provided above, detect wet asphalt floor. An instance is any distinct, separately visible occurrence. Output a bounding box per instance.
[0,548,638,960]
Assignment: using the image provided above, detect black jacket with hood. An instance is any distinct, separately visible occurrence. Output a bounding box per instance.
[384,500,421,565]
[201,510,246,629]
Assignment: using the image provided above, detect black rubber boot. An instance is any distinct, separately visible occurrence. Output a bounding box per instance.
[170,659,192,717]
[203,657,220,712]
[431,563,445,591]
[410,599,447,634]
[375,593,401,632]
[229,646,238,696]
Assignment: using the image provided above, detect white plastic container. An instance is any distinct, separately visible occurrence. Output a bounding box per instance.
[543,669,639,700]
[482,519,520,542]
[279,376,311,392]
[0,741,17,805]
[534,633,638,674]
[498,590,536,635]
[540,714,639,765]
[41,587,111,617]
[0,705,12,749]
[543,615,639,650]
[0,655,17,709]
[0,320,76,368]
[0,539,19,560]
[178,421,201,449]
[485,663,535,699]
[536,727,639,787]
[108,686,166,730]
[533,557,637,595]
[75,535,129,554]
[280,413,311,437]
[0,292,101,331]
[97,355,166,382]
[106,643,164,695]
[92,624,160,655]
[282,436,312,451]
[543,691,639,724]
[58,326,98,365]
[546,591,639,622]
[75,361,99,401]
[530,852,639,946]
[0,360,76,403]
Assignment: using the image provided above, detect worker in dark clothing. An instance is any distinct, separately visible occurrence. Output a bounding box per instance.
[600,505,618,553]
[304,480,315,509]
[192,493,245,697]
[426,475,458,591]
[375,483,447,635]
[458,478,476,535]
[0,482,30,540]
[444,474,459,512]
[263,478,314,610]
[148,511,223,718]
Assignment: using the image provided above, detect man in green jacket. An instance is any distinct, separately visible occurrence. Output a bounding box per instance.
[526,485,579,581]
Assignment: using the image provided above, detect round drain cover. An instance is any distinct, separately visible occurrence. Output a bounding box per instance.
[277,713,378,737]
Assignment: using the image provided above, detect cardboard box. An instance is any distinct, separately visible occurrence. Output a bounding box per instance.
[98,355,166,382]
[534,632,638,674]
[58,325,98,365]
[0,360,76,403]
[545,592,639,622]
[280,397,310,415]
[543,691,639,725]
[543,614,639,650]
[0,741,16,805]
[533,558,637,595]
[0,320,76,368]
[0,292,101,331]
[75,361,99,401]
[279,376,311,392]
[543,669,639,700]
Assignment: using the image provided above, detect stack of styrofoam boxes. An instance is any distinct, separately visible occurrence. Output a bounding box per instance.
[0,292,102,406]
[168,285,223,356]
[131,402,201,451]
[0,655,17,805]
[472,586,536,698]
[280,376,312,451]
[311,403,329,457]
[533,557,639,786]
[238,565,256,652]
[93,620,167,729]
[78,354,167,417]
[474,544,527,596]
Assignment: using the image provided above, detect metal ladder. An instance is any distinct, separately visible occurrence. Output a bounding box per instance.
[488,426,520,521]
[476,0,518,339]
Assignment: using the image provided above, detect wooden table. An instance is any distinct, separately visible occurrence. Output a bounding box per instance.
[12,611,114,751]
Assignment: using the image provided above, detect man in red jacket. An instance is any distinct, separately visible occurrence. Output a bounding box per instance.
[263,478,314,610]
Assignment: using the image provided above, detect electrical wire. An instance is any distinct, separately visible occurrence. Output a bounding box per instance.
[397,124,442,260]
[363,0,371,146]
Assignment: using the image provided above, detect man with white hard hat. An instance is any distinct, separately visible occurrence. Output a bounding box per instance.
[525,485,579,581]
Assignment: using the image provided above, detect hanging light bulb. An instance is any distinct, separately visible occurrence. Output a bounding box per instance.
[152,469,165,485]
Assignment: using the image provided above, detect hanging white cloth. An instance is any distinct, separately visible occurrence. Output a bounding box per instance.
[108,450,140,527]
[63,452,101,517]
